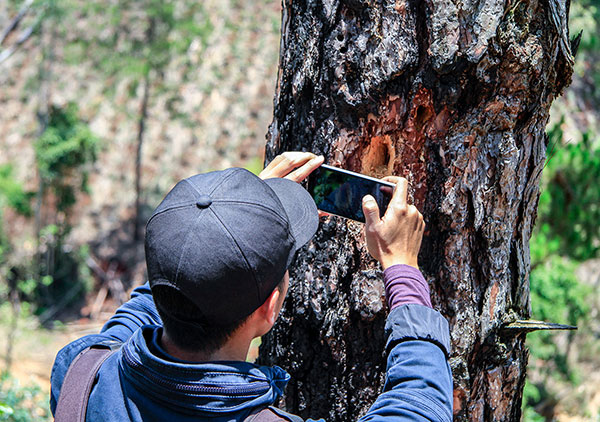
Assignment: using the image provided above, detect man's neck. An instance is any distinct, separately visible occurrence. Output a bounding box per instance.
[160,330,252,362]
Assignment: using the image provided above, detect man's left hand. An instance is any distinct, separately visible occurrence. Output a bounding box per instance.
[259,152,324,182]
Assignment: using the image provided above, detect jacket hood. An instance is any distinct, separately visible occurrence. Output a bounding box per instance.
[119,326,290,416]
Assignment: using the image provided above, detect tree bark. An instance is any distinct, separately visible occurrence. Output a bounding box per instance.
[259,0,575,421]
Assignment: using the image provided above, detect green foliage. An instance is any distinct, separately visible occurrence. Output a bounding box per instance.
[522,397,546,422]
[2,5,100,320]
[570,0,600,51]
[530,256,590,331]
[524,255,589,420]
[537,121,600,261]
[0,166,32,217]
[244,157,265,176]
[75,0,213,82]
[0,167,31,298]
[569,0,600,103]
[0,373,49,422]
[524,117,600,418]
[34,103,99,213]
[527,256,589,383]
[0,104,99,314]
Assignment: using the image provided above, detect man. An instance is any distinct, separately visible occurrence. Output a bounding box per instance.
[50,151,453,421]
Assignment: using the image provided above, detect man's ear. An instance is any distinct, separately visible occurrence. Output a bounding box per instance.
[253,287,281,337]
[264,287,281,326]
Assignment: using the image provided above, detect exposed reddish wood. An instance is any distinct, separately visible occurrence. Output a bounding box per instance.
[490,282,499,319]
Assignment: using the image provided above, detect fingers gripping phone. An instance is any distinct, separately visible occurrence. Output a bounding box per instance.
[307,164,395,223]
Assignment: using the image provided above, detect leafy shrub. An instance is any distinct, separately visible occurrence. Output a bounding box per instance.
[524,118,599,419]
[0,166,32,218]
[1,103,98,316]
[34,103,100,213]
[0,373,50,422]
[537,123,600,261]
[0,166,31,305]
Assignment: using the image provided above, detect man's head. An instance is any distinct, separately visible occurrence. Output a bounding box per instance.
[151,271,289,353]
[145,168,318,353]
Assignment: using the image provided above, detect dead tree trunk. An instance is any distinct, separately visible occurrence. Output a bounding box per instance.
[133,72,150,243]
[133,16,155,243]
[259,0,575,421]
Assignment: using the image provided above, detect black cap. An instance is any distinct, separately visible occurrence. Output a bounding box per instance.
[145,168,319,325]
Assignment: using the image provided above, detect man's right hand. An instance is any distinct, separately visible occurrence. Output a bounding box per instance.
[362,176,425,270]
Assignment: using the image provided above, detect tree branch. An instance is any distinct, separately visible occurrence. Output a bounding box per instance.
[0,14,40,65]
[0,0,34,46]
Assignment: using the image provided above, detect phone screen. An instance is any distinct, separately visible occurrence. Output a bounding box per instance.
[307,164,394,223]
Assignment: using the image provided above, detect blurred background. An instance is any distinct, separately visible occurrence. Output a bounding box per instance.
[0,0,598,421]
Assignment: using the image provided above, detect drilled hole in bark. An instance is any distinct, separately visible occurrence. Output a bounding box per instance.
[414,105,433,132]
[340,46,347,54]
[337,33,344,41]
[360,135,396,177]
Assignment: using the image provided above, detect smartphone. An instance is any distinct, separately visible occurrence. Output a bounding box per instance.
[307,164,395,223]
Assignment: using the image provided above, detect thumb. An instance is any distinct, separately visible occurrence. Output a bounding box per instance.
[362,195,381,226]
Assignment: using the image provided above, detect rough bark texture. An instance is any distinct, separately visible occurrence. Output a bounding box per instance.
[259,0,574,421]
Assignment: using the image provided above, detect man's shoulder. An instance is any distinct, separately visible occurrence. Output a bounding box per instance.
[49,333,118,414]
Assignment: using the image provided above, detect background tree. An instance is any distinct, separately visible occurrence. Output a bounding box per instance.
[32,103,99,316]
[259,0,577,420]
[0,0,100,317]
[69,0,213,241]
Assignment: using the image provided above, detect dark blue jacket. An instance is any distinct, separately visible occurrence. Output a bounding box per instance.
[50,283,453,421]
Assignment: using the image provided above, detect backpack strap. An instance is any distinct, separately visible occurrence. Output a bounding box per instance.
[245,406,304,422]
[54,343,118,422]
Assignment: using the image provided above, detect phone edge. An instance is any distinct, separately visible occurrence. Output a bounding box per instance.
[319,164,397,188]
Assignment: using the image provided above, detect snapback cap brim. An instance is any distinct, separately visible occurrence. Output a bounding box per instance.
[264,177,319,252]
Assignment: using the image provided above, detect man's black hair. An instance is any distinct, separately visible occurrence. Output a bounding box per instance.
[152,278,286,354]
[152,285,247,353]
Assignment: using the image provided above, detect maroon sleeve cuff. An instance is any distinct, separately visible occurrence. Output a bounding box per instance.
[383,264,432,310]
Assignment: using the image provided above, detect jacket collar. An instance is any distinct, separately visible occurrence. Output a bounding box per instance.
[119,326,290,415]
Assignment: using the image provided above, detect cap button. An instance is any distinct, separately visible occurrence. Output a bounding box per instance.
[196,194,212,208]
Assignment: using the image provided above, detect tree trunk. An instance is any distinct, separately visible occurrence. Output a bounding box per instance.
[133,72,150,243]
[34,7,54,294]
[133,16,155,243]
[259,0,575,421]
